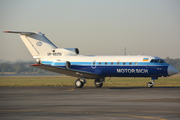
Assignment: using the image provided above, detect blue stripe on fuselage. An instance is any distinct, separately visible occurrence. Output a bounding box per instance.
[42,61,168,66]
[41,61,169,77]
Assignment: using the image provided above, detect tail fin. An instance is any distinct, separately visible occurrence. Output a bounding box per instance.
[4,31,57,58]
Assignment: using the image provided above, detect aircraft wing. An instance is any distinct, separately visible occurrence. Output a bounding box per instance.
[31,64,100,79]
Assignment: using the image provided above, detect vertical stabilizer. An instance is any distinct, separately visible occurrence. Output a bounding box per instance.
[4,31,57,58]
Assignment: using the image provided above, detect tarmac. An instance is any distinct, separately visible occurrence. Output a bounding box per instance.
[0,87,180,120]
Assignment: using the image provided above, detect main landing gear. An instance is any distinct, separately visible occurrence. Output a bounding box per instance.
[75,78,87,88]
[94,78,105,88]
[75,78,105,88]
[147,77,158,88]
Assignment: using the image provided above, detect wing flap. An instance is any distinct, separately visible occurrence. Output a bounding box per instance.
[31,64,100,79]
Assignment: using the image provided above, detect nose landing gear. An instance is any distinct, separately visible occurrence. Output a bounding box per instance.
[147,77,158,88]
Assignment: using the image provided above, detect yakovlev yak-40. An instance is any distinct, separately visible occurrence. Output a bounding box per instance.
[4,31,178,88]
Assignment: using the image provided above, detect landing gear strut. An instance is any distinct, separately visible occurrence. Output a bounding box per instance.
[75,78,87,88]
[147,77,158,88]
[94,78,105,88]
[75,78,105,88]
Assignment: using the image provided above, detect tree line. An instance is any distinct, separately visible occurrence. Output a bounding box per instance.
[164,57,180,71]
[0,57,180,74]
[0,62,48,74]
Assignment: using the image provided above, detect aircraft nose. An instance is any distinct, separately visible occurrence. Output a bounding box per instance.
[167,65,178,76]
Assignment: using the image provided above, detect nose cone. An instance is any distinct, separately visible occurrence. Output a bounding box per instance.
[168,65,178,76]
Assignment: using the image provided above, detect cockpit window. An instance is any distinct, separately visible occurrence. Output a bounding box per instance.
[150,59,165,63]
[158,59,164,63]
[154,59,158,63]
[150,59,154,63]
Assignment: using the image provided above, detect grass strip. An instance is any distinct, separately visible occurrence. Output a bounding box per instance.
[0,75,180,87]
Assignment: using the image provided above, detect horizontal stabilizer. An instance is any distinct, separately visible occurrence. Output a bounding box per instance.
[4,31,35,35]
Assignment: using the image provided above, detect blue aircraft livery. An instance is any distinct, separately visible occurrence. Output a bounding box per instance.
[4,31,178,88]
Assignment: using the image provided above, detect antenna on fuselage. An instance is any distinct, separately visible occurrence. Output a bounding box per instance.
[114,52,118,56]
[124,47,126,55]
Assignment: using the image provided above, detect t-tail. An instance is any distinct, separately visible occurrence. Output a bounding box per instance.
[4,31,79,62]
[4,31,57,58]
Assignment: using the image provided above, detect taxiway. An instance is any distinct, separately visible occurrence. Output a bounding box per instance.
[0,87,180,120]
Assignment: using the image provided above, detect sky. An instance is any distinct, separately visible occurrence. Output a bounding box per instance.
[0,0,180,61]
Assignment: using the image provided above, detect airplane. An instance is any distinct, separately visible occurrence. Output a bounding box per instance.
[4,31,178,88]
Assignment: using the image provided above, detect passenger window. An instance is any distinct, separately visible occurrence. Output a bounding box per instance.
[105,62,107,65]
[111,62,113,65]
[117,62,120,65]
[99,62,101,65]
[135,62,137,65]
[129,62,132,65]
[123,62,125,65]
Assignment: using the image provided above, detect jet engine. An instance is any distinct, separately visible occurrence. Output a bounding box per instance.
[47,48,79,56]
[65,61,71,68]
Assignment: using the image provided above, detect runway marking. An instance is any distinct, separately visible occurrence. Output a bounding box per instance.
[0,109,167,120]
[65,109,180,114]
[88,109,180,114]
[43,88,75,94]
[69,89,74,91]
[90,112,166,120]
[1,109,179,114]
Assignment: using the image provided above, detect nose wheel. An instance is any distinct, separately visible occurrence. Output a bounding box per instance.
[147,77,157,88]
[147,82,154,88]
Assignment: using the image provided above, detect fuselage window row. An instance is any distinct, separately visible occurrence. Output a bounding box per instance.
[96,59,165,66]
[97,62,137,65]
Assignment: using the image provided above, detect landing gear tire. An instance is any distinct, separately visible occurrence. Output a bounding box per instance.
[147,77,157,88]
[75,79,84,88]
[147,82,153,88]
[94,79,103,88]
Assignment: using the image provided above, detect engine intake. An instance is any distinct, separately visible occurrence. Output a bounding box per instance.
[66,61,71,69]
